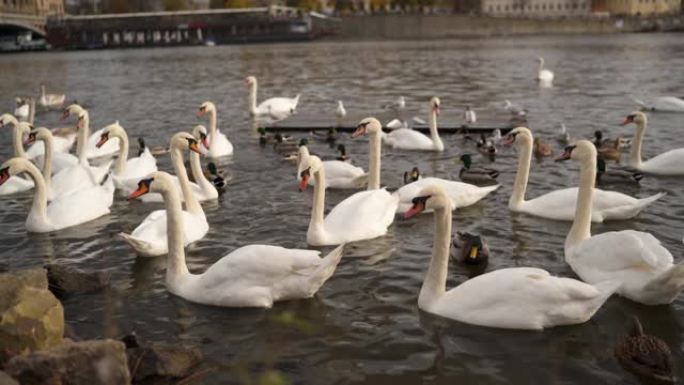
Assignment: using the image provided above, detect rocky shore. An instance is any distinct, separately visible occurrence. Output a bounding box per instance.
[0,267,203,385]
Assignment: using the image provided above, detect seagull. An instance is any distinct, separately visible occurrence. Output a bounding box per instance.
[503,100,527,116]
[382,96,406,112]
[335,100,346,127]
[464,105,477,125]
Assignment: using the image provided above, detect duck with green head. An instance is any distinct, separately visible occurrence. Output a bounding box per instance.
[459,154,499,184]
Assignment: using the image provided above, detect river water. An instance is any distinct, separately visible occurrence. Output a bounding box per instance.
[0,33,683,384]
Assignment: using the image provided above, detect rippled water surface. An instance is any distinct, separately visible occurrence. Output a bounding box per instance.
[1,34,683,384]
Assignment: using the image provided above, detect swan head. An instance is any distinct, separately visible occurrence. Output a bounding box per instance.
[298,155,322,191]
[502,126,532,146]
[0,157,32,186]
[621,111,647,128]
[197,102,216,118]
[430,97,440,115]
[128,171,175,200]
[404,185,451,219]
[245,76,257,87]
[191,125,209,148]
[25,126,51,146]
[555,140,596,163]
[171,132,205,155]
[536,56,544,63]
[96,122,124,148]
[352,117,382,138]
[0,113,18,128]
[61,104,84,120]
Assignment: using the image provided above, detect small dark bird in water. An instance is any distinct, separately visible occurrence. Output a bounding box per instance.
[459,154,498,183]
[451,232,489,266]
[614,316,674,385]
[137,137,147,157]
[403,167,421,184]
[476,133,497,156]
[336,144,351,162]
[597,158,643,184]
[206,162,226,189]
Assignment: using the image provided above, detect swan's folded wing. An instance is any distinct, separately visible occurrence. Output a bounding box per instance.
[323,161,364,179]
[572,230,672,271]
[324,189,397,233]
[201,245,322,287]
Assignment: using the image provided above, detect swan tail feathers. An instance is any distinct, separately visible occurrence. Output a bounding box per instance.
[118,232,160,257]
[479,184,500,197]
[351,173,369,188]
[582,280,621,319]
[644,264,684,303]
[305,244,344,295]
[631,96,648,108]
[636,192,666,209]
[292,94,301,111]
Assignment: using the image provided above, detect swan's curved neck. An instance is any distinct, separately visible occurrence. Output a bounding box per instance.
[189,150,214,198]
[76,114,90,165]
[368,131,382,190]
[419,205,452,308]
[249,82,258,115]
[39,135,53,192]
[114,131,129,175]
[162,181,191,289]
[29,99,35,125]
[209,109,217,148]
[509,138,532,209]
[566,156,595,250]
[170,148,203,215]
[538,59,544,72]
[309,165,327,234]
[13,124,26,158]
[21,161,49,224]
[629,122,645,168]
[429,109,443,150]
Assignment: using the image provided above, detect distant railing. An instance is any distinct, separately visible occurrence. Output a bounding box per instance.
[50,5,302,21]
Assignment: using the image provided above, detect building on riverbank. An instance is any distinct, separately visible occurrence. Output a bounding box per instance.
[598,0,681,15]
[479,0,591,16]
[0,0,64,16]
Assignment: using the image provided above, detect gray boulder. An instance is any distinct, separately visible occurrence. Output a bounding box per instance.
[5,339,130,385]
[0,268,64,365]
[125,335,202,383]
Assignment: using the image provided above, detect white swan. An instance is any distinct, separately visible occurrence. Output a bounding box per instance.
[25,127,78,176]
[335,100,346,127]
[14,98,30,121]
[197,101,233,158]
[558,140,684,305]
[464,105,477,125]
[504,127,665,222]
[129,171,344,307]
[38,85,65,108]
[394,175,499,214]
[0,120,34,195]
[404,184,618,330]
[120,132,208,257]
[0,112,74,162]
[0,156,114,233]
[297,145,367,189]
[246,76,300,124]
[536,57,554,84]
[383,97,444,152]
[298,118,399,246]
[52,106,112,198]
[95,122,157,193]
[622,111,684,175]
[632,96,684,112]
[138,125,218,203]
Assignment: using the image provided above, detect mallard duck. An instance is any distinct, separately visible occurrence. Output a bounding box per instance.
[476,134,497,156]
[281,138,309,162]
[273,133,299,154]
[205,162,226,189]
[311,127,337,146]
[533,137,553,157]
[403,167,421,185]
[596,158,643,184]
[451,232,489,266]
[597,137,624,163]
[459,154,499,183]
[614,317,674,385]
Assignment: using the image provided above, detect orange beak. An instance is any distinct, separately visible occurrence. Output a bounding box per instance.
[299,175,309,191]
[96,135,108,149]
[0,169,10,186]
[502,134,515,145]
[433,106,440,116]
[404,201,425,219]
[189,141,203,154]
[351,126,366,138]
[128,184,149,200]
[201,136,209,149]
[24,134,36,145]
[197,110,205,118]
[554,150,572,162]
[620,117,633,126]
